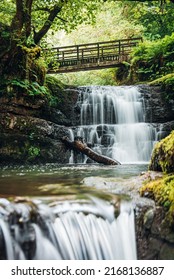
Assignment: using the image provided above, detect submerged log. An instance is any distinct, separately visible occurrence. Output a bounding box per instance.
[62,136,121,165]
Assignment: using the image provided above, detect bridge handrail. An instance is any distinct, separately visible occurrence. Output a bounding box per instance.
[45,37,142,51]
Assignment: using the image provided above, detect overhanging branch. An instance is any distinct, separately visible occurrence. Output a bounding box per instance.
[33,5,62,44]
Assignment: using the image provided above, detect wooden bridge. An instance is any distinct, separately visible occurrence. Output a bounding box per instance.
[43,37,142,73]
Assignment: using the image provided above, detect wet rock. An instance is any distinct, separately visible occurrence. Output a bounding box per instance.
[146,237,163,259]
[143,208,155,229]
[151,207,165,235]
[159,243,174,260]
[138,85,174,123]
[0,114,71,164]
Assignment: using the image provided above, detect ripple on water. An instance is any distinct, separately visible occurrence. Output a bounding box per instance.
[0,163,148,197]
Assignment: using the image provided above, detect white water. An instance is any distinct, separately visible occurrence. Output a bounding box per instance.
[0,199,137,260]
[70,86,157,164]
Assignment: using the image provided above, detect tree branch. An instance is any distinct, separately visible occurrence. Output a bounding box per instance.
[62,137,121,165]
[33,5,62,44]
[34,6,51,12]
[57,16,67,23]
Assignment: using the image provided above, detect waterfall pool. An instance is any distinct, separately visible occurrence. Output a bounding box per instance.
[0,163,148,197]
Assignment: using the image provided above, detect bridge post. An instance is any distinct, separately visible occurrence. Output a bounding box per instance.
[118,40,121,54]
[77,45,79,62]
[97,43,100,60]
[57,48,59,60]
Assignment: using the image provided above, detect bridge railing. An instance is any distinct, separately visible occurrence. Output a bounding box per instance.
[43,37,142,71]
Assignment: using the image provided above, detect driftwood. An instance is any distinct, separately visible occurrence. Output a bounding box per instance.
[62,136,121,165]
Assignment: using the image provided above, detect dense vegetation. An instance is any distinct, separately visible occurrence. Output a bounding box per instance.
[131,34,174,83]
[0,0,104,95]
[1,0,174,88]
[48,0,174,86]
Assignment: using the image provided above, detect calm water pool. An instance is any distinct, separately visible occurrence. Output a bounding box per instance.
[0,163,148,197]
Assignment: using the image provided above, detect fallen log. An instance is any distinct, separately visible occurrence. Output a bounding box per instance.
[62,136,121,165]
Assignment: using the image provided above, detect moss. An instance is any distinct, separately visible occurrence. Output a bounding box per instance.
[149,73,174,101]
[149,131,174,173]
[27,145,40,161]
[115,62,130,84]
[140,174,174,227]
[45,75,78,113]
[46,75,64,87]
[22,45,46,86]
[149,73,174,86]
[45,76,65,106]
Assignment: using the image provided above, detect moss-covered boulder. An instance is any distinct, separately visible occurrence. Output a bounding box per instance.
[149,130,174,173]
[140,175,174,228]
[149,73,174,102]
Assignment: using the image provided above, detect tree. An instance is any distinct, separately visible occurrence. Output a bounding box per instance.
[0,0,103,85]
[118,0,174,40]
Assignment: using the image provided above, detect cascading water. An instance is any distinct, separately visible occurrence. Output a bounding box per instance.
[70,86,158,164]
[0,198,137,260]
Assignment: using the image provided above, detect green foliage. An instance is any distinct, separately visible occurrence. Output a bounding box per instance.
[140,174,174,227]
[56,69,117,86]
[48,1,143,86]
[31,0,102,38]
[0,0,15,25]
[1,0,174,87]
[9,79,49,97]
[28,146,40,158]
[45,75,67,107]
[0,0,103,37]
[120,0,174,40]
[131,33,174,82]
[49,1,143,46]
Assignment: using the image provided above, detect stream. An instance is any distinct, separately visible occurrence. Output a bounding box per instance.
[0,85,162,260]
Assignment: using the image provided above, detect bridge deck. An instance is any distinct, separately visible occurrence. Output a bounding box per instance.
[43,37,142,73]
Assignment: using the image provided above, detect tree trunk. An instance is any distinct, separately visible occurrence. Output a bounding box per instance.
[62,136,121,165]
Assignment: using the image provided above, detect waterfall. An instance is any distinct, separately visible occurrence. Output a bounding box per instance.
[70,86,157,164]
[0,198,137,260]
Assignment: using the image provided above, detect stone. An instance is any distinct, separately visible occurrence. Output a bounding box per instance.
[143,208,155,229]
[138,85,174,123]
[159,243,174,260]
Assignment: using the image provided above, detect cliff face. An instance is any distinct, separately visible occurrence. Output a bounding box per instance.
[0,83,174,165]
[0,85,80,164]
[138,84,174,137]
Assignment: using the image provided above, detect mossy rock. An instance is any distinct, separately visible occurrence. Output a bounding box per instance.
[115,62,130,84]
[149,73,174,101]
[140,174,174,227]
[149,130,174,173]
